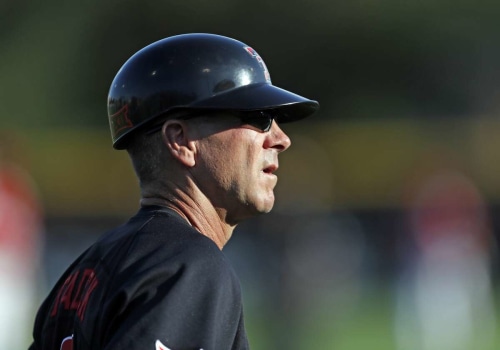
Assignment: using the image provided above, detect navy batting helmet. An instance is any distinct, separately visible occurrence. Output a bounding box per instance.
[107,33,319,149]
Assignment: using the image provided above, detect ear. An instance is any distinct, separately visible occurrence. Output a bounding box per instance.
[161,120,196,167]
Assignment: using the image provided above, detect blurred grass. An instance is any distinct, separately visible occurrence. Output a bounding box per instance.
[244,286,500,350]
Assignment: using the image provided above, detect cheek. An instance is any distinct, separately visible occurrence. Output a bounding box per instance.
[225,147,258,189]
[197,130,262,191]
[197,135,242,188]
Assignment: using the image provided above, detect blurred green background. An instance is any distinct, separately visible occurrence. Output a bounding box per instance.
[2,1,500,349]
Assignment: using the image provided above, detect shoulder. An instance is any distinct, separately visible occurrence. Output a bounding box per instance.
[96,207,219,266]
[131,208,228,268]
[104,207,240,292]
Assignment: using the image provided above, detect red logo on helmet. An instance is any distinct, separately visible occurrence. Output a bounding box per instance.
[243,46,271,83]
[60,335,74,350]
[110,104,133,135]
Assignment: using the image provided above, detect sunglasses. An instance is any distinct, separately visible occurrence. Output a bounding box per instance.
[236,110,276,132]
[145,110,277,135]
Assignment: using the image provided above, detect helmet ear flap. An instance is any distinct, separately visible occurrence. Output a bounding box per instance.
[107,33,319,150]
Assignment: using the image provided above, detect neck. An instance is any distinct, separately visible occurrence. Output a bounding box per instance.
[140,188,235,250]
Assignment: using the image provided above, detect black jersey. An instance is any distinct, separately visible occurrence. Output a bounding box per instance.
[29,206,249,350]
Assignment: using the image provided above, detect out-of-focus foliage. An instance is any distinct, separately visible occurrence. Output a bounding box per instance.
[2,0,500,129]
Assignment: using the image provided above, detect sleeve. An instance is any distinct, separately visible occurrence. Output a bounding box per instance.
[100,245,249,350]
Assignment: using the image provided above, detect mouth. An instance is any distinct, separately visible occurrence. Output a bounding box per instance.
[263,164,278,175]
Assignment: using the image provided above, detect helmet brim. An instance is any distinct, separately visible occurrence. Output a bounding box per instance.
[189,83,319,123]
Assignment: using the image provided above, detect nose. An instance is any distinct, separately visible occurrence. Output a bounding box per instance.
[265,121,291,152]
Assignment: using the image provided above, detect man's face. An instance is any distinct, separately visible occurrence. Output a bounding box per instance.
[191,114,292,224]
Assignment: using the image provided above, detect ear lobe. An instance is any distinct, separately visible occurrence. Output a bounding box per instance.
[161,120,196,167]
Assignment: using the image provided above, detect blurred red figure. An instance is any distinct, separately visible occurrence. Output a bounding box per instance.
[0,133,44,349]
[395,169,497,350]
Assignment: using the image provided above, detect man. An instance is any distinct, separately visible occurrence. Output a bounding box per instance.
[29,33,319,350]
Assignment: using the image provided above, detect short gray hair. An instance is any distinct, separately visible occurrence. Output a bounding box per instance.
[126,130,167,187]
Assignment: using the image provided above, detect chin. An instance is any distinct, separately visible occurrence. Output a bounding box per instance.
[232,192,275,223]
[255,195,275,214]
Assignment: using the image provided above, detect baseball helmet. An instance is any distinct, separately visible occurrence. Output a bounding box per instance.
[107,33,319,149]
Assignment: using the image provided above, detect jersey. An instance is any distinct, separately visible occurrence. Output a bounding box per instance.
[29,206,249,350]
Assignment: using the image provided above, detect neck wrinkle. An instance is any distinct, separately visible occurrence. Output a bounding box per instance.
[140,186,235,250]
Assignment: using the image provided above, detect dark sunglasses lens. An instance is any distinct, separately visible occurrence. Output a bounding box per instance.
[240,111,274,132]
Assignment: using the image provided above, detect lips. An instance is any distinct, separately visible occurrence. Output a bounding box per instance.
[263,164,278,174]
